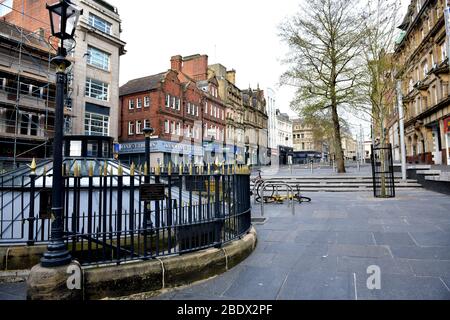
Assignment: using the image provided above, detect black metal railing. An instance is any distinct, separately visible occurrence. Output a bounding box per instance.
[0,161,252,266]
[371,144,395,198]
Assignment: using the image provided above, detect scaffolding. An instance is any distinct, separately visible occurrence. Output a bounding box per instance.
[0,0,74,173]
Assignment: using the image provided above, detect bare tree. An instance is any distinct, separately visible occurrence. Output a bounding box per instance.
[352,0,402,144]
[279,0,366,173]
[348,0,402,197]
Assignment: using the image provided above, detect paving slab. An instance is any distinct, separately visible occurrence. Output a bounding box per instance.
[0,282,27,300]
[390,246,450,260]
[373,232,416,246]
[354,273,450,300]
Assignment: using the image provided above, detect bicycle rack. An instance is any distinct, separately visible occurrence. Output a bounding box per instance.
[259,182,295,217]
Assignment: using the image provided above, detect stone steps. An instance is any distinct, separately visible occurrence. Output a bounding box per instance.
[250,176,422,192]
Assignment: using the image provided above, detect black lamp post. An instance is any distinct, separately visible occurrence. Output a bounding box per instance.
[144,127,154,178]
[41,0,82,268]
[143,127,154,230]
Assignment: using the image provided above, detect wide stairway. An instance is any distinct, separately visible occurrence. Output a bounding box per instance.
[251,175,422,192]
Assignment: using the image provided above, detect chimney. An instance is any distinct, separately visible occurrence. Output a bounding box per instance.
[181,54,208,80]
[226,70,236,84]
[170,55,182,72]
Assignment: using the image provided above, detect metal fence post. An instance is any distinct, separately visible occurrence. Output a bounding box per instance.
[214,172,222,247]
[27,163,36,246]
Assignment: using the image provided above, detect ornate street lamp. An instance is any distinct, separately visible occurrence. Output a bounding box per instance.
[41,0,82,268]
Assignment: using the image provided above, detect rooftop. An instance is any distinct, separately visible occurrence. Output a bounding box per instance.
[119,72,166,96]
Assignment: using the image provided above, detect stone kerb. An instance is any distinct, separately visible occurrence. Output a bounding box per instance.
[27,227,257,300]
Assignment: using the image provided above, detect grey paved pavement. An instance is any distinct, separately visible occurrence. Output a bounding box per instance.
[0,282,27,300]
[153,190,450,300]
[1,190,449,300]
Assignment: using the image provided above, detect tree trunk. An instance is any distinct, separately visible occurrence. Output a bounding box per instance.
[331,104,346,173]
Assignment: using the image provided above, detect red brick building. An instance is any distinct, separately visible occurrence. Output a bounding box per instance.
[118,54,227,166]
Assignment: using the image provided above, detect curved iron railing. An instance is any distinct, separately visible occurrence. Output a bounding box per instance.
[0,162,252,266]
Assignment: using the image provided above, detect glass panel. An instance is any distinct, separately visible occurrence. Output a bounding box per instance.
[20,114,29,135]
[87,46,110,71]
[85,78,109,101]
[102,142,109,158]
[87,140,98,157]
[88,13,112,34]
[70,140,82,157]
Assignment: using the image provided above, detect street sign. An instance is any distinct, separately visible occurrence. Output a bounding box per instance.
[140,183,165,201]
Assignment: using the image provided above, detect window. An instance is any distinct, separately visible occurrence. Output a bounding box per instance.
[205,102,208,114]
[87,46,110,71]
[441,42,447,62]
[196,105,199,117]
[136,120,142,134]
[171,121,176,134]
[85,112,109,136]
[187,103,191,115]
[144,119,150,129]
[85,78,109,101]
[129,99,134,109]
[128,121,134,135]
[176,98,180,110]
[137,98,142,108]
[144,96,150,107]
[172,96,176,109]
[186,125,191,137]
[176,122,181,135]
[88,13,112,34]
[164,120,170,133]
[166,94,170,108]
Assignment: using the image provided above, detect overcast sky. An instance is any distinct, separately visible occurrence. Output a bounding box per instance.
[108,0,300,115]
[108,0,409,138]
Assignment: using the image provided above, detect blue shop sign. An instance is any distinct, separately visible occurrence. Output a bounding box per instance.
[119,140,203,156]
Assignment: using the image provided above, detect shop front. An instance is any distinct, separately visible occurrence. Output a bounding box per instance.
[118,140,204,166]
[445,117,450,165]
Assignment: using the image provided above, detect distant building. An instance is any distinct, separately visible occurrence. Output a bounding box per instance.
[275,110,293,165]
[242,86,268,165]
[341,135,358,161]
[292,119,329,163]
[265,88,278,150]
[119,54,268,166]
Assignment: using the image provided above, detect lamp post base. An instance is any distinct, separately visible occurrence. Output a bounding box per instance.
[41,243,72,268]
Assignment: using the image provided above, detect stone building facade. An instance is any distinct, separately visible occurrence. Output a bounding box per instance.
[119,54,268,166]
[242,87,269,166]
[208,64,246,163]
[388,0,450,165]
[118,55,227,166]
